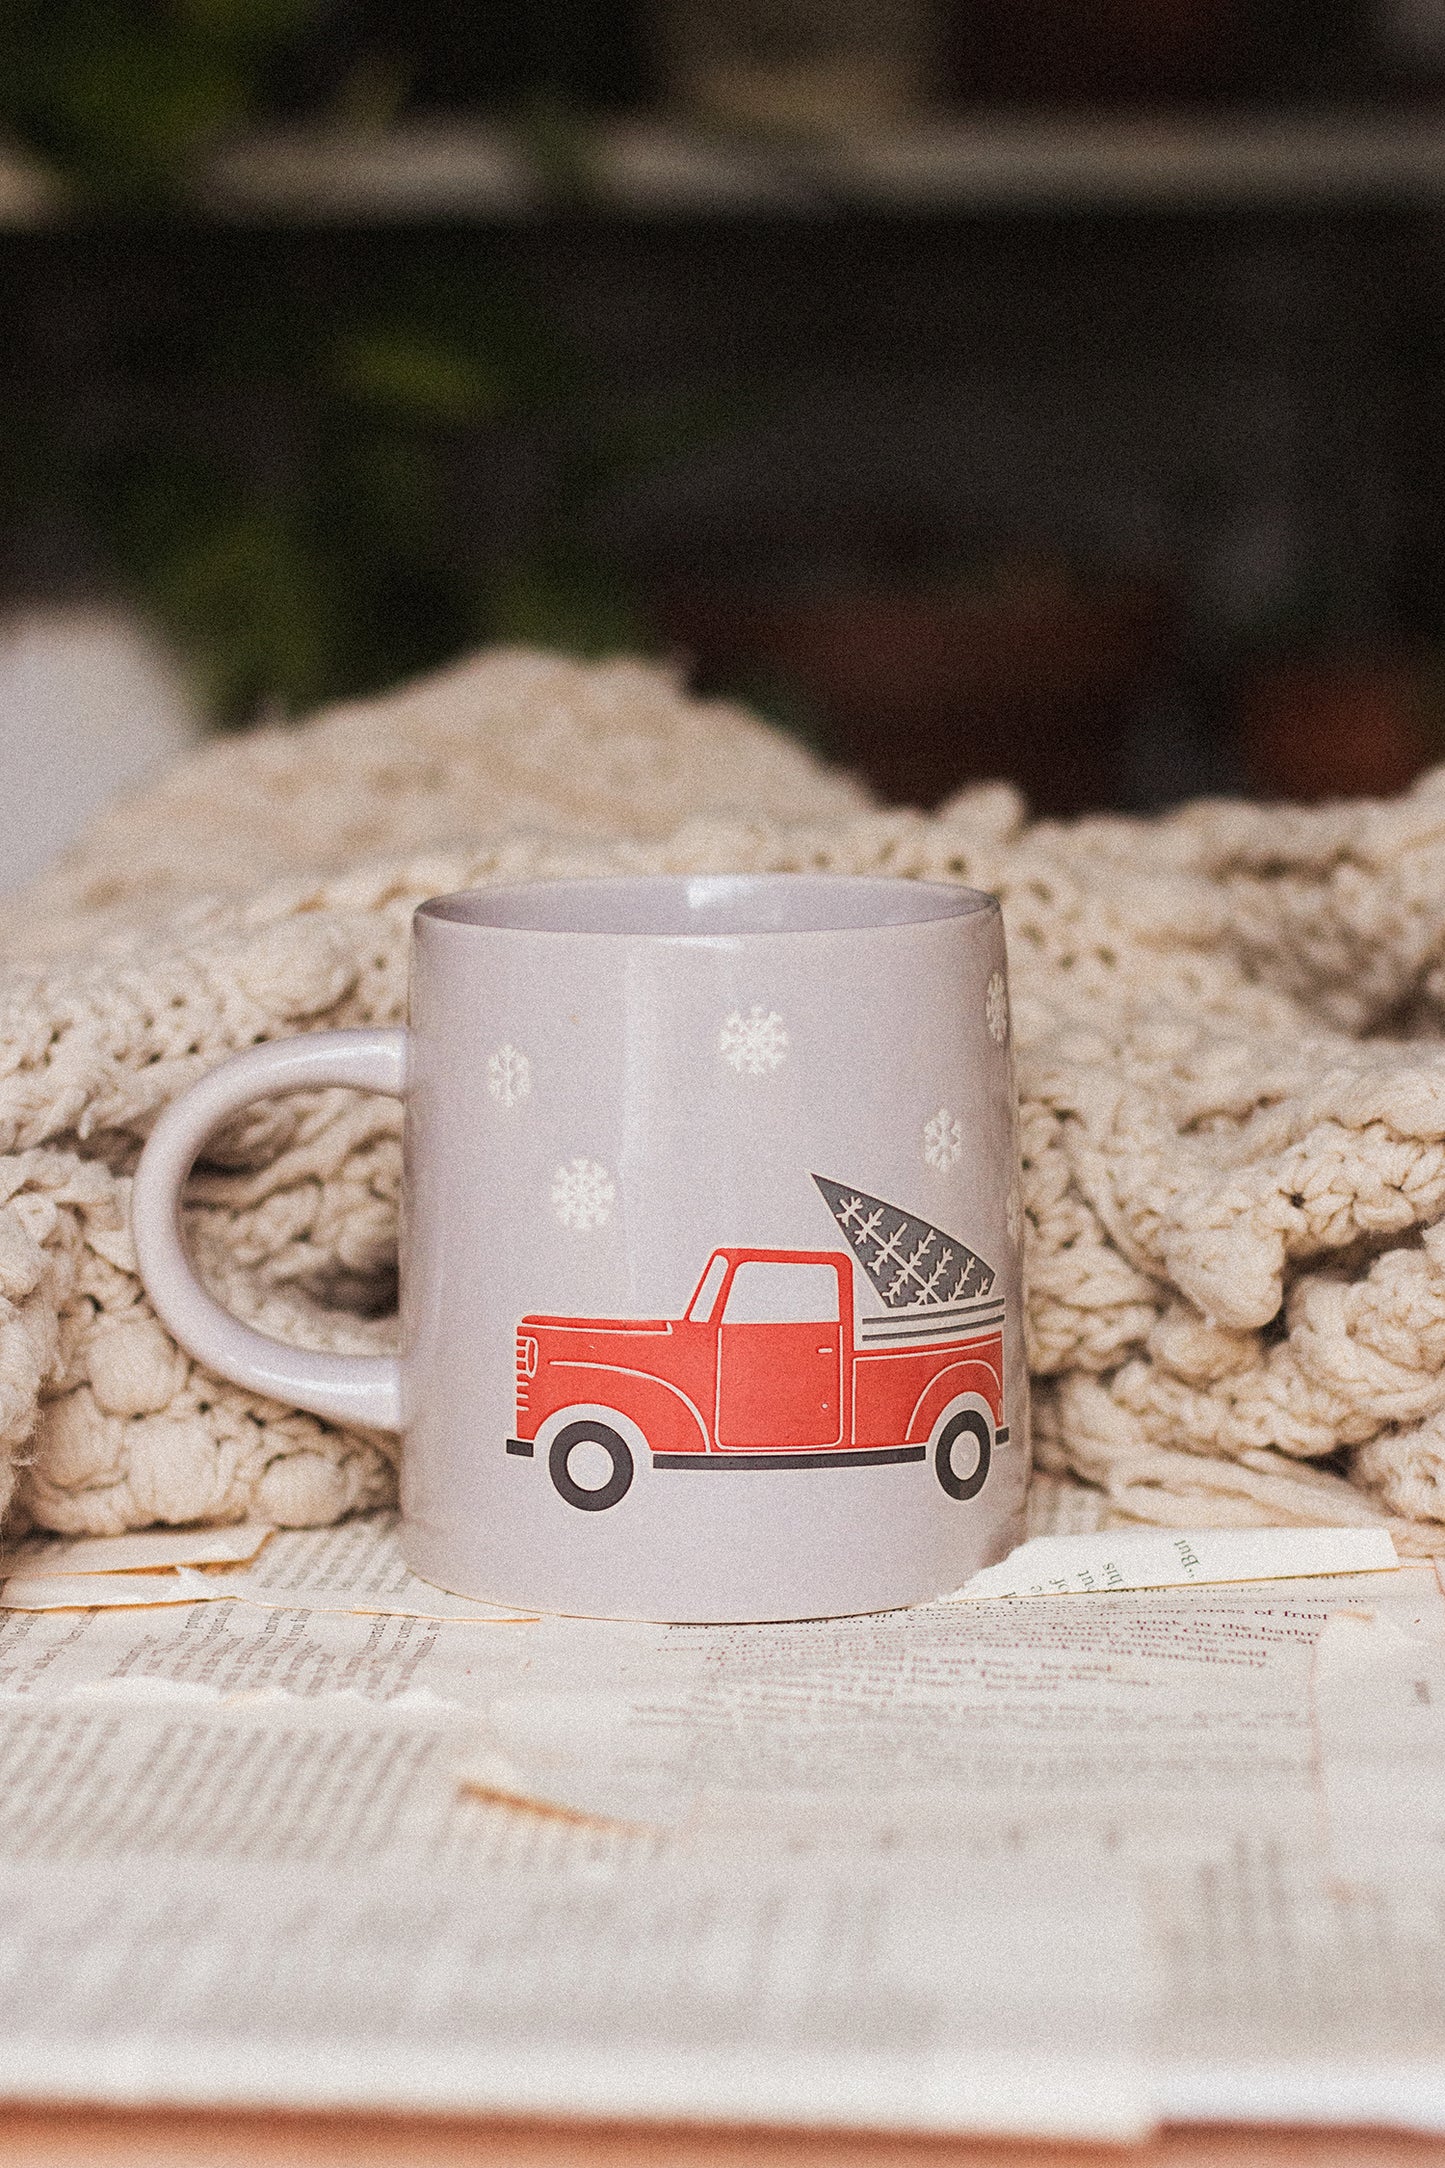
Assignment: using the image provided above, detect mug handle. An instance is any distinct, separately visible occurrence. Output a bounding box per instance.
[130,1028,407,1432]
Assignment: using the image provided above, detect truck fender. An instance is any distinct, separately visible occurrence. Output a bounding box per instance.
[539,1369,709,1457]
[907,1359,1002,1443]
[536,1402,651,1461]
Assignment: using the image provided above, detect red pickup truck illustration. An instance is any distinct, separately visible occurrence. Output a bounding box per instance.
[507,1178,1007,1513]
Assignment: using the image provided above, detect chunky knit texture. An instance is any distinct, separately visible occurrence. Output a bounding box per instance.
[4,644,1445,1550]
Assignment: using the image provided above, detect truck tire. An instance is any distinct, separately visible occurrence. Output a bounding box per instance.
[549,1418,634,1512]
[933,1407,992,1501]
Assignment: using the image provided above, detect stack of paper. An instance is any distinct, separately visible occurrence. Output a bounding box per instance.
[0,1507,1440,2141]
[0,1522,273,1609]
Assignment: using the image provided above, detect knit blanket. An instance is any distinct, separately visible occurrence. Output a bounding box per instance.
[4,646,1445,1552]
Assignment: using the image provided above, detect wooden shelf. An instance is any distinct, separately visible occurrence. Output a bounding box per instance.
[805,106,1445,210]
[9,107,1445,227]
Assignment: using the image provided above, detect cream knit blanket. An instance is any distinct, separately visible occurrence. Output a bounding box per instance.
[4,646,1445,1551]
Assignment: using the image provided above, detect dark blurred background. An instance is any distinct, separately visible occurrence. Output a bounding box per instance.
[7,0,1445,850]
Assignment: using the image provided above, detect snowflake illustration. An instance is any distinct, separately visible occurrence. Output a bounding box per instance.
[487,1042,532,1109]
[719,1006,789,1076]
[986,971,1010,1046]
[922,1106,963,1173]
[550,1158,615,1232]
[1006,1182,1023,1246]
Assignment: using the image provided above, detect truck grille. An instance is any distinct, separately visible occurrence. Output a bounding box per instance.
[515,1332,538,1412]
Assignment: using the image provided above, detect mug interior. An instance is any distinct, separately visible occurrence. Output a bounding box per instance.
[418,873,994,939]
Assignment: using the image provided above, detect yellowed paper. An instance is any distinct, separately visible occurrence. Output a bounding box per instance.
[0,1523,273,1578]
[0,1569,236,1611]
[949,1524,1398,1600]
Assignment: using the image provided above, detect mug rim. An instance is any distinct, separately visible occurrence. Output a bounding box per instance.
[415,872,997,943]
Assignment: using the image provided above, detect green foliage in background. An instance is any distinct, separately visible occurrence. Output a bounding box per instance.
[0,2,653,723]
[1,0,322,207]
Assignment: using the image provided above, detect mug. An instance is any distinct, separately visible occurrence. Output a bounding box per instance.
[131,874,1028,1622]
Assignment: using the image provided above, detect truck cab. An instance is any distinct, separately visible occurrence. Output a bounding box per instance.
[692,1248,851,1450]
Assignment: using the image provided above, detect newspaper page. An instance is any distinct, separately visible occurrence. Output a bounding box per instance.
[465,1563,1444,1852]
[0,1509,1441,2136]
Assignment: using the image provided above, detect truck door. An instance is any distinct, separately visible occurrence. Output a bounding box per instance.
[716,1260,844,1449]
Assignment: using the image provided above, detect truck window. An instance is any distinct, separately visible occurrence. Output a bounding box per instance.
[686,1253,730,1322]
[723,1262,840,1325]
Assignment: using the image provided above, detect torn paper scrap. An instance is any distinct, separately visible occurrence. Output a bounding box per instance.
[0,1569,236,1611]
[1313,1604,1445,1891]
[947,1525,1399,1600]
[227,1512,534,1622]
[0,1523,273,1578]
[0,1514,533,1622]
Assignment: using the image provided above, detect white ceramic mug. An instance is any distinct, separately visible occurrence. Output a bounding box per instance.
[132,873,1028,1622]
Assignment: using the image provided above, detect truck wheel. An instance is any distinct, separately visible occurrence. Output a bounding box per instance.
[934,1408,992,1501]
[549,1418,634,1512]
